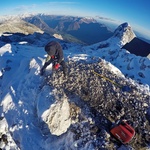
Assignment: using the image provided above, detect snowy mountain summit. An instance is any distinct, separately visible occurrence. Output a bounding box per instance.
[0,20,150,150]
[113,22,136,46]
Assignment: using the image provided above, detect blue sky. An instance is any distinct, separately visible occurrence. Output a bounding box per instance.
[1,0,150,38]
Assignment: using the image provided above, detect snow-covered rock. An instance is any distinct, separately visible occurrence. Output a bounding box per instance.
[45,98,71,136]
[113,22,136,46]
[0,118,20,150]
[37,86,81,136]
[53,33,63,40]
[0,70,3,77]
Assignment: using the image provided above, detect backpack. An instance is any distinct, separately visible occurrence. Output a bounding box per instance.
[110,121,135,144]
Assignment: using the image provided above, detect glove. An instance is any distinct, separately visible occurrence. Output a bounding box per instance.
[53,63,60,70]
[51,55,55,59]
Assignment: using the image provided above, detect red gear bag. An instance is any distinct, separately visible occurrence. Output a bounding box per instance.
[110,121,135,144]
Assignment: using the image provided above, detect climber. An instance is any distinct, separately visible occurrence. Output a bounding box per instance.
[40,41,67,77]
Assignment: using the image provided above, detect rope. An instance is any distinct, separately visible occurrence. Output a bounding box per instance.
[92,70,122,88]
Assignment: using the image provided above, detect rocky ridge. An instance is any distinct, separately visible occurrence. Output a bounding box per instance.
[45,58,150,150]
[0,19,43,35]
[113,22,136,46]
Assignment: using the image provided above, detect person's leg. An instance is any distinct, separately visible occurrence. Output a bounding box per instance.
[60,61,67,76]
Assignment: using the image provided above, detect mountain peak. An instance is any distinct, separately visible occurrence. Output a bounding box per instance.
[113,22,136,46]
[120,22,130,28]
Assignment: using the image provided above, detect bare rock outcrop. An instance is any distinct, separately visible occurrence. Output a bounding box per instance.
[46,98,71,136]
[39,90,81,136]
[47,59,150,149]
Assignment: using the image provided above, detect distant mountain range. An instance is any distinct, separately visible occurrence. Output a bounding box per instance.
[0,14,150,57]
[0,14,114,45]
[0,18,43,35]
[23,14,113,45]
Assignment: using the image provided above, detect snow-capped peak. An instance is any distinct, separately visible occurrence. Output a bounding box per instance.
[113,22,136,46]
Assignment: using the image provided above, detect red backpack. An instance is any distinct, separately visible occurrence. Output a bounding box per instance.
[110,121,135,144]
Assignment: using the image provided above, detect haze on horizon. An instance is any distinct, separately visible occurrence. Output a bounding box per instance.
[0,0,150,40]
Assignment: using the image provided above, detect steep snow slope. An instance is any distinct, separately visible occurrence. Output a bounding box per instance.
[0,22,150,150]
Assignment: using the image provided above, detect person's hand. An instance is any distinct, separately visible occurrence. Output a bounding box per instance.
[51,55,55,59]
[53,63,60,70]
